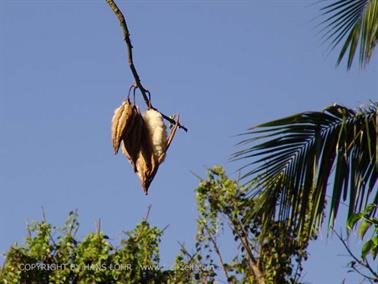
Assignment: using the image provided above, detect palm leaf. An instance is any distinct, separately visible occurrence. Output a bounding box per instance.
[321,0,378,69]
[233,103,378,236]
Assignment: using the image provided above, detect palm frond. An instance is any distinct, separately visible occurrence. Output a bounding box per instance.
[233,103,378,236]
[321,0,378,69]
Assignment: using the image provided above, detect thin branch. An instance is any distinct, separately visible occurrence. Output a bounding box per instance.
[177,241,195,260]
[375,106,378,171]
[41,206,46,223]
[227,220,265,284]
[350,265,376,283]
[227,200,265,284]
[144,204,152,221]
[96,219,102,236]
[40,207,58,252]
[162,114,180,157]
[177,241,200,280]
[105,0,149,105]
[105,0,188,132]
[190,170,203,181]
[203,225,231,283]
[334,231,378,280]
[26,220,32,239]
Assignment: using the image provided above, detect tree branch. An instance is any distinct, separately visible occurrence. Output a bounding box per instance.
[203,225,231,283]
[144,204,152,221]
[227,220,265,284]
[335,231,378,280]
[106,0,188,132]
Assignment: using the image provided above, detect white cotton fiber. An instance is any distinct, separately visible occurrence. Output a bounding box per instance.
[143,109,167,159]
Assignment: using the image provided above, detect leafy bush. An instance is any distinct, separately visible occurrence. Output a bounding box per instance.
[0,167,312,283]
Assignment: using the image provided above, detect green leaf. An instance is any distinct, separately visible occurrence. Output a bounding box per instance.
[320,0,378,69]
[234,103,378,238]
[358,220,372,239]
[372,237,378,259]
[347,212,364,230]
[361,239,374,259]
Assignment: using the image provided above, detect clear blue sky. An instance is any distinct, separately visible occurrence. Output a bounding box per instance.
[1,1,377,283]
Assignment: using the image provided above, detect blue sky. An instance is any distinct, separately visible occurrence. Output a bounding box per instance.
[1,1,377,283]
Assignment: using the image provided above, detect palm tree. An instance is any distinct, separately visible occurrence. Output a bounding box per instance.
[233,103,377,236]
[321,0,378,69]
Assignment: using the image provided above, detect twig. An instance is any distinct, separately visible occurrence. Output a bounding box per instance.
[190,170,203,181]
[26,220,32,239]
[177,241,196,260]
[376,107,378,170]
[162,114,180,159]
[105,0,188,132]
[154,107,188,132]
[162,224,170,234]
[144,204,152,221]
[41,206,46,223]
[227,220,265,284]
[38,208,59,262]
[203,225,231,283]
[350,265,376,283]
[105,0,149,106]
[334,230,378,280]
[96,219,102,236]
[176,242,200,279]
[228,203,266,283]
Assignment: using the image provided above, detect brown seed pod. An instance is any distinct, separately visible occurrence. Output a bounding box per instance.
[121,106,143,172]
[135,112,179,194]
[111,98,180,195]
[111,99,135,154]
[133,117,155,194]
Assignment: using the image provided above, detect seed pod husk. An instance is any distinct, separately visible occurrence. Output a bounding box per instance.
[121,106,143,172]
[135,109,171,194]
[112,100,179,195]
[132,116,155,194]
[111,99,135,154]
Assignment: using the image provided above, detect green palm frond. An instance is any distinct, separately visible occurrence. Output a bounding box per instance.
[233,103,377,235]
[321,0,378,69]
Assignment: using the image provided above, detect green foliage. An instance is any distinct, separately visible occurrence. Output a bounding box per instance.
[348,204,378,260]
[321,0,378,69]
[194,166,311,284]
[233,103,377,239]
[0,211,197,284]
[0,168,313,283]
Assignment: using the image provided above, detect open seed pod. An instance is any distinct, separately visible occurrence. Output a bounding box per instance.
[112,99,180,194]
[134,109,167,194]
[143,109,167,161]
[135,124,157,194]
[121,106,144,172]
[111,98,135,154]
[135,109,179,194]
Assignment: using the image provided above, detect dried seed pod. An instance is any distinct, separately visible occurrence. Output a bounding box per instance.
[135,141,155,194]
[121,106,143,171]
[134,109,168,194]
[132,115,155,194]
[136,110,180,194]
[143,109,167,161]
[136,112,180,194]
[112,100,180,195]
[111,99,134,154]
